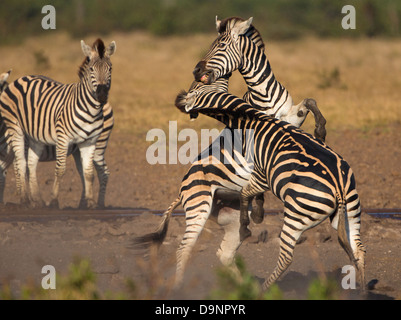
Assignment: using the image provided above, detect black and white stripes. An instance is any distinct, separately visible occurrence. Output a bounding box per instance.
[0,39,116,208]
[178,77,365,290]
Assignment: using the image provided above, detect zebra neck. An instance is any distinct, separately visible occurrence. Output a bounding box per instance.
[239,49,293,112]
[77,78,104,116]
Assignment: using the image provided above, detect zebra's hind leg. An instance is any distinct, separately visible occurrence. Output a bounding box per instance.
[262,204,310,291]
[11,132,29,205]
[27,141,45,208]
[240,179,266,241]
[0,149,14,204]
[331,193,366,291]
[175,200,213,288]
[250,193,265,224]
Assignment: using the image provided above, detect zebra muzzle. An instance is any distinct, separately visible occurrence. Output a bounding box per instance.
[95,85,109,104]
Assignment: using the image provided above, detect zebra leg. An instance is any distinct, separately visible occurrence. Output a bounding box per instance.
[11,133,29,205]
[216,206,242,280]
[250,193,265,224]
[71,149,87,208]
[331,192,366,291]
[27,141,45,208]
[0,150,14,204]
[93,149,110,209]
[49,139,69,208]
[77,140,97,209]
[175,199,213,287]
[262,202,312,291]
[240,180,266,241]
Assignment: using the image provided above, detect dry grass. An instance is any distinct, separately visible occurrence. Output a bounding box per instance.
[1,32,400,147]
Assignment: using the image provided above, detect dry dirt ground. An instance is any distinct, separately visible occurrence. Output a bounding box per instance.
[0,124,401,300]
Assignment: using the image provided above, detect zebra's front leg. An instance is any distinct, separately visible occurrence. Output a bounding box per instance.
[49,139,69,209]
[78,140,97,209]
[93,147,110,208]
[72,149,87,208]
[216,206,242,280]
[27,141,45,208]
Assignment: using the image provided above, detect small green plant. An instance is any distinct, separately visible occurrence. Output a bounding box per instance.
[208,256,283,300]
[307,277,340,300]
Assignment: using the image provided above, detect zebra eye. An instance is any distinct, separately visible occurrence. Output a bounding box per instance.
[218,43,226,49]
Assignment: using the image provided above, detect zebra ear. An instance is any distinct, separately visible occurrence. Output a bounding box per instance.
[231,17,253,40]
[215,16,221,33]
[106,41,116,57]
[0,69,11,83]
[185,91,197,112]
[81,40,93,58]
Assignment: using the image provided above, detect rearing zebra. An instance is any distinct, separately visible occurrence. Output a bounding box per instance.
[192,16,327,223]
[193,16,326,141]
[176,77,365,291]
[0,38,116,208]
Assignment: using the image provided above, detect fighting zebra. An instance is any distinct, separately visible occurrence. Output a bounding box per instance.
[193,16,326,142]
[192,16,327,223]
[175,77,365,291]
[0,38,116,208]
[135,74,310,287]
[134,18,324,286]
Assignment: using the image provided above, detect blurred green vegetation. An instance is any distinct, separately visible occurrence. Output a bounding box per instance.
[0,0,400,44]
[0,256,344,300]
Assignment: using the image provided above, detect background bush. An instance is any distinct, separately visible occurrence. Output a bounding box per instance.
[1,0,400,44]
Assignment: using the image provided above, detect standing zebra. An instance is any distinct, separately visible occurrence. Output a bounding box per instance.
[0,39,116,208]
[176,77,365,291]
[0,70,13,203]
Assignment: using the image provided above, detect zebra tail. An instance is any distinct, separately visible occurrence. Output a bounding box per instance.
[131,197,181,248]
[336,195,356,264]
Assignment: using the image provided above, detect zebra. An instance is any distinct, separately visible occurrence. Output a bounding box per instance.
[0,38,116,209]
[134,75,311,288]
[0,70,13,203]
[193,16,326,142]
[0,71,113,208]
[134,18,325,286]
[192,16,327,223]
[175,77,366,291]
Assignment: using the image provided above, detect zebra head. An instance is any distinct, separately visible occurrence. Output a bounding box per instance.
[0,70,11,93]
[175,75,230,115]
[193,16,253,84]
[80,39,116,105]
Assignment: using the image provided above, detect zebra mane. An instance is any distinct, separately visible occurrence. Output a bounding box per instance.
[218,16,265,50]
[93,38,106,59]
[175,88,272,127]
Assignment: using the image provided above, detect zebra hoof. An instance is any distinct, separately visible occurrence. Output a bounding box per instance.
[49,199,59,209]
[250,206,264,224]
[240,225,252,242]
[30,199,46,209]
[79,198,97,209]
